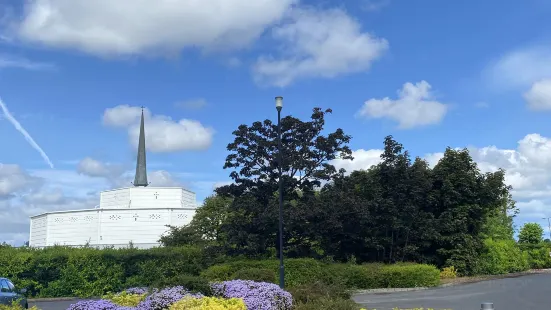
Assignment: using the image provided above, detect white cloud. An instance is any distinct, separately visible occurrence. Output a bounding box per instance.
[77,157,124,178]
[0,164,42,197]
[356,81,448,129]
[523,79,551,110]
[253,7,388,87]
[486,45,551,89]
[332,149,382,172]
[0,54,55,70]
[103,105,214,152]
[12,0,296,57]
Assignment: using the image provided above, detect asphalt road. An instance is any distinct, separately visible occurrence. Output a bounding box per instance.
[353,273,551,310]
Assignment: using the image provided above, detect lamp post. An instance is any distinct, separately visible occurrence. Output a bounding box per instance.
[275,96,285,289]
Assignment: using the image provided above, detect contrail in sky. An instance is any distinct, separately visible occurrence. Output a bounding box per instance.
[0,97,54,169]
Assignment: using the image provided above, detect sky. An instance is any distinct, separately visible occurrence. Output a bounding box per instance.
[2,0,551,245]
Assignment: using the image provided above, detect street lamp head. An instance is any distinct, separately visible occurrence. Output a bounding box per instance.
[275,96,283,111]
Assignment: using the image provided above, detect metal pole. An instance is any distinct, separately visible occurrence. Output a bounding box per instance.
[481,302,494,310]
[277,106,285,289]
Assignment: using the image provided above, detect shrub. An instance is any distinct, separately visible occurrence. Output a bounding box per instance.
[378,264,440,288]
[151,275,212,295]
[103,291,146,307]
[474,239,529,275]
[202,258,324,288]
[440,266,457,279]
[232,268,276,283]
[521,243,551,269]
[169,296,247,310]
[0,245,206,298]
[211,280,293,310]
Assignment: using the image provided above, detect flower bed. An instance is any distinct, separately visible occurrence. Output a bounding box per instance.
[66,280,293,310]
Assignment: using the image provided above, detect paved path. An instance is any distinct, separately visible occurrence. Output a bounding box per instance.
[353,273,551,309]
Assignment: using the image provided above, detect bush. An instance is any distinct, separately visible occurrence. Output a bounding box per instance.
[0,245,206,298]
[202,258,324,288]
[440,266,457,279]
[211,280,293,310]
[169,296,247,310]
[378,264,440,288]
[521,243,551,269]
[232,268,276,283]
[474,239,529,275]
[103,291,146,307]
[151,275,212,295]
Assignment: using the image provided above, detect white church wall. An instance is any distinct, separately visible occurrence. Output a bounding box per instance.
[99,187,197,209]
[100,188,131,209]
[30,207,196,249]
[45,210,99,246]
[29,215,47,247]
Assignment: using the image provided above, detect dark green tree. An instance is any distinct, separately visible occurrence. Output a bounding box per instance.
[216,108,353,256]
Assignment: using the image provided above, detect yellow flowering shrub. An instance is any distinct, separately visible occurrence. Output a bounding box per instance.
[169,296,247,310]
[439,266,457,279]
[103,291,146,307]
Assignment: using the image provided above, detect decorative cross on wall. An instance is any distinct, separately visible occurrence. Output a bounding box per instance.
[154,192,159,199]
[133,214,139,221]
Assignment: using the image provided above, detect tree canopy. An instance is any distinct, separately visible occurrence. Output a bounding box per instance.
[161,107,520,275]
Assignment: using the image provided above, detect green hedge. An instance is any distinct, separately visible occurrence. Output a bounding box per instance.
[201,258,441,289]
[473,239,530,275]
[0,246,206,298]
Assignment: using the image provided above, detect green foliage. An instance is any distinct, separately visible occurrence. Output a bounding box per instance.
[151,274,213,295]
[202,259,440,290]
[518,223,544,244]
[231,268,276,283]
[104,291,146,307]
[0,245,206,298]
[520,243,551,269]
[473,239,529,275]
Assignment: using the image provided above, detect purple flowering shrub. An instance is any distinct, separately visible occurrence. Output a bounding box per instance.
[68,281,293,310]
[211,280,293,310]
[67,287,202,310]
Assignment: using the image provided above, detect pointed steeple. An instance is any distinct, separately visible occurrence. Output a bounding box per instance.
[133,107,148,187]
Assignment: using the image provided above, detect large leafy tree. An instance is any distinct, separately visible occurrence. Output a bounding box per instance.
[217,107,353,198]
[216,108,353,256]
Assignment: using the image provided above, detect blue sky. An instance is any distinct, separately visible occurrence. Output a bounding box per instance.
[2,0,551,244]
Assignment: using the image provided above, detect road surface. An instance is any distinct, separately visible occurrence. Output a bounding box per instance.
[353,273,551,309]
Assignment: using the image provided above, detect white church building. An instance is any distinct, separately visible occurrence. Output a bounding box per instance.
[29,109,197,249]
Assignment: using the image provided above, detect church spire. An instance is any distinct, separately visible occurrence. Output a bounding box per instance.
[133,107,148,187]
